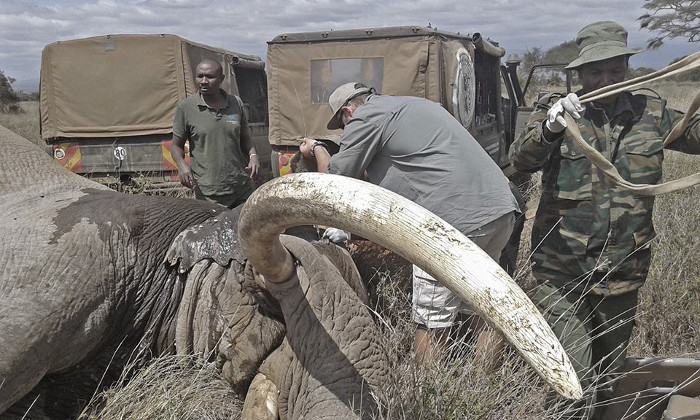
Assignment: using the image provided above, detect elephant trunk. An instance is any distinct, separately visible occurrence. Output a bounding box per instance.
[238,173,582,400]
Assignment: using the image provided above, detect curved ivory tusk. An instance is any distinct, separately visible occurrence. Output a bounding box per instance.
[242,372,278,420]
[238,173,582,400]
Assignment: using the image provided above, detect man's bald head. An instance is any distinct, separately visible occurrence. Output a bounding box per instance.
[196,59,224,77]
[195,60,225,97]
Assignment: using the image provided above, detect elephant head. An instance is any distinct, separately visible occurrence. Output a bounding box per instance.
[0,123,581,419]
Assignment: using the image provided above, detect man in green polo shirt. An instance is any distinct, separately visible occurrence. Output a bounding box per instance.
[172,59,260,208]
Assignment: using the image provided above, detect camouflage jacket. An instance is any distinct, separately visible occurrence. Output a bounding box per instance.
[510,91,700,295]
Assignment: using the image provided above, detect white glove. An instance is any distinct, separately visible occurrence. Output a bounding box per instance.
[545,93,584,133]
[323,227,351,244]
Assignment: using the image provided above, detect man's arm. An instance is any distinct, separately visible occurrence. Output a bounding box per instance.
[172,103,196,189]
[300,139,331,173]
[172,134,195,189]
[239,106,260,180]
[509,94,574,172]
[664,107,700,154]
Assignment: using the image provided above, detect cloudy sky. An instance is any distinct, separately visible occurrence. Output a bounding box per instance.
[1,0,697,90]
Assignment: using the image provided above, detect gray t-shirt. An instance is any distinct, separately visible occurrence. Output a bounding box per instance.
[329,95,519,234]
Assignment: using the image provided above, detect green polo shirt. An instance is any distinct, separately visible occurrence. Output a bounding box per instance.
[173,90,253,205]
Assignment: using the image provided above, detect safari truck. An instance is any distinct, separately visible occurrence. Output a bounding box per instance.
[40,34,271,190]
[265,26,700,419]
[266,26,523,178]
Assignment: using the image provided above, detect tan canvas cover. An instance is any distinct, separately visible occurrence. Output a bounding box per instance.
[266,27,475,146]
[40,34,263,139]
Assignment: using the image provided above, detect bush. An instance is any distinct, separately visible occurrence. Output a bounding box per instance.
[0,70,21,114]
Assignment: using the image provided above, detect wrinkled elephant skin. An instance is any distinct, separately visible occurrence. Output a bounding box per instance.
[0,125,386,419]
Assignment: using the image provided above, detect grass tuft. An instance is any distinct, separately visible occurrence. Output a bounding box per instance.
[78,355,241,420]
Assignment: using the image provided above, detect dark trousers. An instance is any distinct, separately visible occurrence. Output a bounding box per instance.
[535,281,639,419]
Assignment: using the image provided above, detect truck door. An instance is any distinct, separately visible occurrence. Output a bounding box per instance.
[470,50,509,169]
[232,60,273,184]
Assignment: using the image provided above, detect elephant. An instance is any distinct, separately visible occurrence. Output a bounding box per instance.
[0,123,582,419]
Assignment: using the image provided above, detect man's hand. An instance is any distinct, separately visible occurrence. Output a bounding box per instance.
[246,154,260,180]
[545,93,584,134]
[299,138,316,159]
[177,162,196,189]
[323,227,351,244]
[299,137,331,173]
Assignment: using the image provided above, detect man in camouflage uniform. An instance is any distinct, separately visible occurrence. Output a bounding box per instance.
[509,21,700,418]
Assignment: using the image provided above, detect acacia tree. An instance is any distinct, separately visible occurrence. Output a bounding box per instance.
[0,70,21,113]
[518,47,545,79]
[638,0,700,48]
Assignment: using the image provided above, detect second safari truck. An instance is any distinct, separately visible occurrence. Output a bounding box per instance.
[266,26,521,179]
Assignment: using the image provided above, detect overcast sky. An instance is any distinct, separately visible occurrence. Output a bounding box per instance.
[1,0,697,89]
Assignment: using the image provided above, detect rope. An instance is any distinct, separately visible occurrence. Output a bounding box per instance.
[564,51,700,196]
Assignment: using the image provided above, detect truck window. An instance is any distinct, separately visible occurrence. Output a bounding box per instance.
[522,65,577,107]
[310,58,384,103]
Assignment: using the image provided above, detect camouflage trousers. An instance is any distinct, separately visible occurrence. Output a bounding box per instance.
[535,281,639,420]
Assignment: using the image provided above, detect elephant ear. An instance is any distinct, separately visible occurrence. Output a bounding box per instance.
[165,207,245,271]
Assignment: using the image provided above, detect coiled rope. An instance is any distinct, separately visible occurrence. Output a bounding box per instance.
[563,51,700,196]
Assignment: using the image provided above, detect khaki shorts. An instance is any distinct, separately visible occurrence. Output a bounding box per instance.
[411,211,516,329]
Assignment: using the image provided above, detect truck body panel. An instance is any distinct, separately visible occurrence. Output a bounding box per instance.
[601,357,700,419]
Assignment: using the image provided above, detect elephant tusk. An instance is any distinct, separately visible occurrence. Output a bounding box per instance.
[242,372,279,420]
[238,172,582,400]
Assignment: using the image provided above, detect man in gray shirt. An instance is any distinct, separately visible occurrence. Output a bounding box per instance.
[300,82,520,367]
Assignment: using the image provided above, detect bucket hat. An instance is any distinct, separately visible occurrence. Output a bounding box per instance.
[566,21,643,69]
[326,82,374,130]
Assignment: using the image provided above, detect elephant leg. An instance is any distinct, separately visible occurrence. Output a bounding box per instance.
[0,294,107,416]
[242,372,279,420]
[0,305,53,414]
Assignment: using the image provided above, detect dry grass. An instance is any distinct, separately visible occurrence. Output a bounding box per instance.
[630,150,700,357]
[0,101,40,144]
[3,81,699,419]
[78,355,241,420]
[640,80,696,110]
[363,265,551,419]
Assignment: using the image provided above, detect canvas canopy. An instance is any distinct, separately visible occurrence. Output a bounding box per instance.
[40,34,263,139]
[266,26,487,147]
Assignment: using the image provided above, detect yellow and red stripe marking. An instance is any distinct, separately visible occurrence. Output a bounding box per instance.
[162,140,189,180]
[277,150,296,176]
[52,143,82,173]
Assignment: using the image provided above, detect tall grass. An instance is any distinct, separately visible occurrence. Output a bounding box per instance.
[0,101,40,144]
[78,355,241,420]
[3,82,698,419]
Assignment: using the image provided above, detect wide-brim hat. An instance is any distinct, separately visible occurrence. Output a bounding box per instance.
[326,82,374,130]
[566,21,644,69]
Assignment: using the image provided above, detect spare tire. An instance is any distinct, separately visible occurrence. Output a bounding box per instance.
[452,47,476,129]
